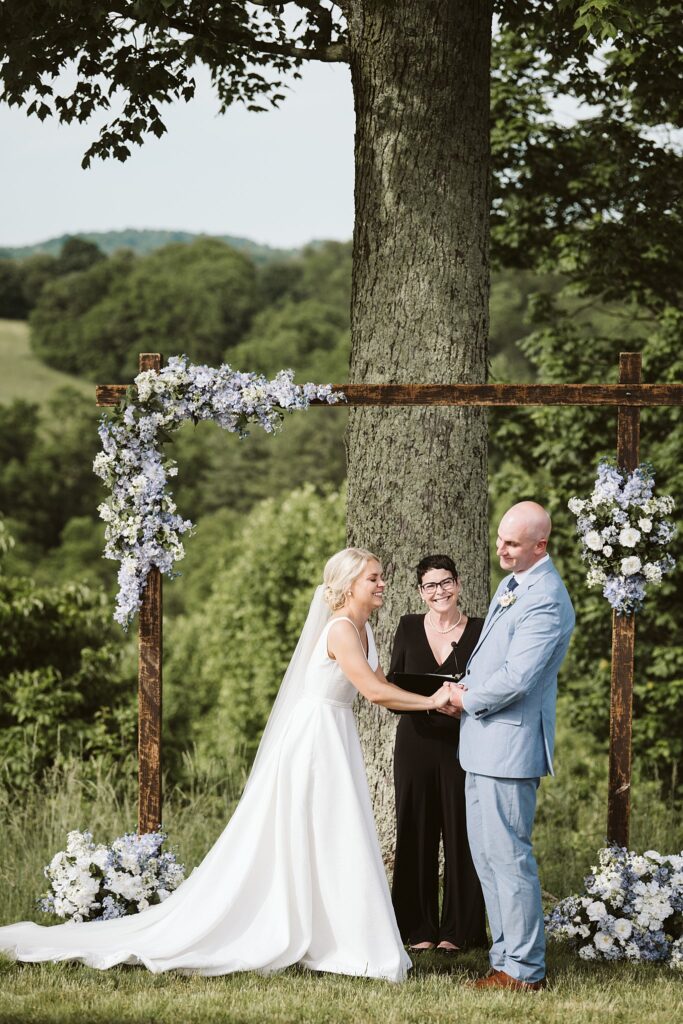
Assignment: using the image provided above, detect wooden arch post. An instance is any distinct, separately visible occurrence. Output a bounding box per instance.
[607,353,641,847]
[136,353,163,835]
[96,351,683,838]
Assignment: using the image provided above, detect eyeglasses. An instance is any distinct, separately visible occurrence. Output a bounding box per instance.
[419,577,457,595]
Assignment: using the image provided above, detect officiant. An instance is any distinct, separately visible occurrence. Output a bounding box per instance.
[388,554,487,952]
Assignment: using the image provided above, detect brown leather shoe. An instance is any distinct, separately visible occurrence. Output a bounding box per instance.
[471,970,546,992]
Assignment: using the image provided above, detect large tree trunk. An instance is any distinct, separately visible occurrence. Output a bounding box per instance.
[345,0,493,861]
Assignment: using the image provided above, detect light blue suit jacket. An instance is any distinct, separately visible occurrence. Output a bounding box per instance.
[459,558,575,779]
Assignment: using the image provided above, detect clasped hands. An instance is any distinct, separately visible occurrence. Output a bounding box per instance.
[431,681,467,717]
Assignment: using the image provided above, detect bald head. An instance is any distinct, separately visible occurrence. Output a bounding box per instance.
[496,501,552,574]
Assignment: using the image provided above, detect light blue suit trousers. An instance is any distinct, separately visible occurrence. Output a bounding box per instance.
[465,773,544,982]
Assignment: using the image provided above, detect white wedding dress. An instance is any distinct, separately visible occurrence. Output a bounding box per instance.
[0,598,411,983]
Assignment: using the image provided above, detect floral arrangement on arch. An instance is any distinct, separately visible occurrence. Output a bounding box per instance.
[569,460,676,615]
[546,846,683,969]
[93,356,343,626]
[40,830,185,922]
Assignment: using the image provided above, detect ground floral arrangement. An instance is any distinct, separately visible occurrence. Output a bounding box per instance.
[569,460,676,615]
[40,830,185,922]
[93,356,342,626]
[546,846,683,969]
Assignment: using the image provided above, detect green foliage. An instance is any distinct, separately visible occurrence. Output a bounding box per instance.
[0,567,135,788]
[490,307,683,790]
[0,389,102,550]
[30,239,258,380]
[18,253,60,309]
[0,260,28,318]
[165,485,346,770]
[0,238,106,319]
[29,252,134,377]
[535,699,682,897]
[492,4,682,316]
[55,236,106,275]
[230,299,349,381]
[0,2,347,166]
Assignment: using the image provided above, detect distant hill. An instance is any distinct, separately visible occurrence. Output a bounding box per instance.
[0,230,300,265]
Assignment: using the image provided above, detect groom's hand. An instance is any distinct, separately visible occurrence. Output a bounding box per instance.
[449,683,466,709]
[437,683,466,717]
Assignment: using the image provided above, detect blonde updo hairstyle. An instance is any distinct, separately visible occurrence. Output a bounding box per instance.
[323,547,381,612]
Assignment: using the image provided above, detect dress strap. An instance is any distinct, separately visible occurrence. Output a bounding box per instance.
[327,616,369,657]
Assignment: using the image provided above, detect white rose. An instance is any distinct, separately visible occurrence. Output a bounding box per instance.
[586,900,607,921]
[642,562,663,583]
[638,518,653,532]
[584,530,604,551]
[618,527,641,547]
[614,918,633,940]
[594,932,614,952]
[603,545,613,557]
[621,556,642,576]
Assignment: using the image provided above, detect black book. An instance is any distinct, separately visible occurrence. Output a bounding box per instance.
[389,671,464,697]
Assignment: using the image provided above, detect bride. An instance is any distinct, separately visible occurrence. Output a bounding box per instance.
[0,548,452,982]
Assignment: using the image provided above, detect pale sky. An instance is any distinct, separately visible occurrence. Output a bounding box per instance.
[0,61,355,250]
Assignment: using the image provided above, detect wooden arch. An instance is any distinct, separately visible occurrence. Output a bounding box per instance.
[97,351,683,844]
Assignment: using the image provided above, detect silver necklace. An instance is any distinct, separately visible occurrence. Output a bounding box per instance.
[427,609,463,634]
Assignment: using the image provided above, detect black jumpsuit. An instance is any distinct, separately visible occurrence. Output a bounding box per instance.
[388,613,487,948]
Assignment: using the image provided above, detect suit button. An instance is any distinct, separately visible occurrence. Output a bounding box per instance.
[466,670,471,676]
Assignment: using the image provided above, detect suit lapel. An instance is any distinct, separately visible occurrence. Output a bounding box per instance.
[469,560,556,664]
[469,576,513,661]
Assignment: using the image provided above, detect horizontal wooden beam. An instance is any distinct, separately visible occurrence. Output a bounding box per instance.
[96,381,683,409]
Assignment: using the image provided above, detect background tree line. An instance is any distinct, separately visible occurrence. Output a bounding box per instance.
[0,217,681,796]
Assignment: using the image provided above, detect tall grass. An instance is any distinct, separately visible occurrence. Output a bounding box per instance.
[1,709,680,928]
[0,753,246,925]
[535,706,682,897]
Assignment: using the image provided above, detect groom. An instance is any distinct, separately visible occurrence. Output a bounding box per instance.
[446,501,574,990]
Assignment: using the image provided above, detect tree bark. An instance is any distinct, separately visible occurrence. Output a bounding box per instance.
[345,0,493,860]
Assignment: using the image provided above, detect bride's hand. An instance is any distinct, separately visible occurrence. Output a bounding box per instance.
[430,684,453,709]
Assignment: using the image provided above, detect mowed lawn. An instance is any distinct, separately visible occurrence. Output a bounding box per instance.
[0,946,681,1024]
[0,319,92,405]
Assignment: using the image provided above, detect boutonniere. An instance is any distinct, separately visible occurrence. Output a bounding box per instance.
[497,591,518,609]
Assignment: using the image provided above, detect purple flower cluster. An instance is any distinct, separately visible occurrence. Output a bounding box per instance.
[568,459,676,615]
[93,356,344,626]
[546,845,683,968]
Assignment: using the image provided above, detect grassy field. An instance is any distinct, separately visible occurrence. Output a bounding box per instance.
[1,748,681,1023]
[0,319,92,406]
[1,947,681,1024]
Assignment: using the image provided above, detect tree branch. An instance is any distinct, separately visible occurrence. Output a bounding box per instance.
[165,14,349,63]
[248,36,349,61]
